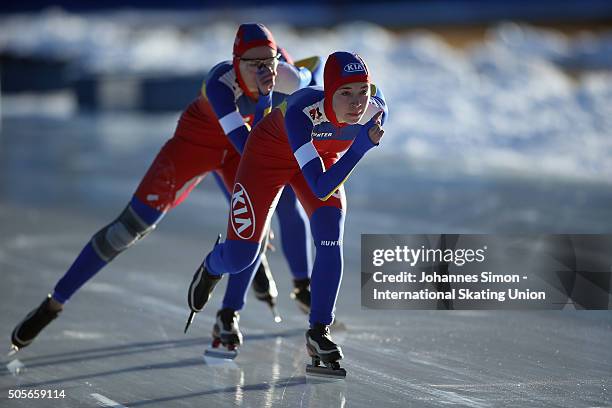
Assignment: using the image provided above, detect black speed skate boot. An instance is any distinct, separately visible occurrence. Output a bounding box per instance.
[305,323,346,378]
[205,308,243,360]
[184,235,223,333]
[290,278,311,315]
[251,255,281,322]
[11,295,62,353]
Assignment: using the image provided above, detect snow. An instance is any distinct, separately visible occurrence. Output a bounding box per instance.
[1,11,611,183]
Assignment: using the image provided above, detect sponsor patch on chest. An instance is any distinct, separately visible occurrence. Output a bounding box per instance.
[312,131,334,139]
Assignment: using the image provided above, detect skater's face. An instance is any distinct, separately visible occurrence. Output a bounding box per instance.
[332,82,370,124]
[237,46,279,95]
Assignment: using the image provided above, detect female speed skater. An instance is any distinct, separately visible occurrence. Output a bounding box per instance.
[185,51,388,377]
[10,23,319,353]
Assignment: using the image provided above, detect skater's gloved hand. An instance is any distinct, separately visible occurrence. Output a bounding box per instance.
[256,65,276,96]
[350,111,384,156]
[367,111,385,144]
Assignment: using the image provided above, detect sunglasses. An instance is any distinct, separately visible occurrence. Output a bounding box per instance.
[238,54,281,70]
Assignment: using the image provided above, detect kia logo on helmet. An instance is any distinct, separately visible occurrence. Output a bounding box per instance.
[230,183,256,240]
[343,62,365,73]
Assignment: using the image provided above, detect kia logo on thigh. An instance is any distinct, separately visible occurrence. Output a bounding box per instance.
[231,183,256,240]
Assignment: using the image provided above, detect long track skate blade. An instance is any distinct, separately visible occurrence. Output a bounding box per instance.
[271,307,282,323]
[204,348,238,360]
[306,364,346,379]
[203,351,239,368]
[7,345,18,358]
[184,311,196,334]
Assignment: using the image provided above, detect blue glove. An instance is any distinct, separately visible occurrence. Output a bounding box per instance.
[349,111,383,156]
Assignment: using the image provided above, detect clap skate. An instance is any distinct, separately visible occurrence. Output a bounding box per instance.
[184,235,223,333]
[305,323,346,379]
[204,308,243,360]
[10,295,62,353]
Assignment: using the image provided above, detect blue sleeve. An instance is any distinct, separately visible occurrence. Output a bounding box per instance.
[293,56,322,86]
[308,61,322,86]
[206,75,250,154]
[286,106,379,201]
[226,124,250,154]
[297,67,313,88]
[253,92,272,126]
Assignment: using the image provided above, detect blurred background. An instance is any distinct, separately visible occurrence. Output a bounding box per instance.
[1,0,612,234]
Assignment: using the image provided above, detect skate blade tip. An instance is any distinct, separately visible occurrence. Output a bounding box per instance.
[203,354,239,368]
[204,349,238,360]
[7,345,19,357]
[184,311,196,333]
[305,365,346,380]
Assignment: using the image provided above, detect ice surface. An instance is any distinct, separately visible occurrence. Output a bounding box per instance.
[0,202,610,407]
[0,111,611,406]
[5,359,25,376]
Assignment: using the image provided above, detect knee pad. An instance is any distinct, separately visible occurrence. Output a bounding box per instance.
[91,204,156,262]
